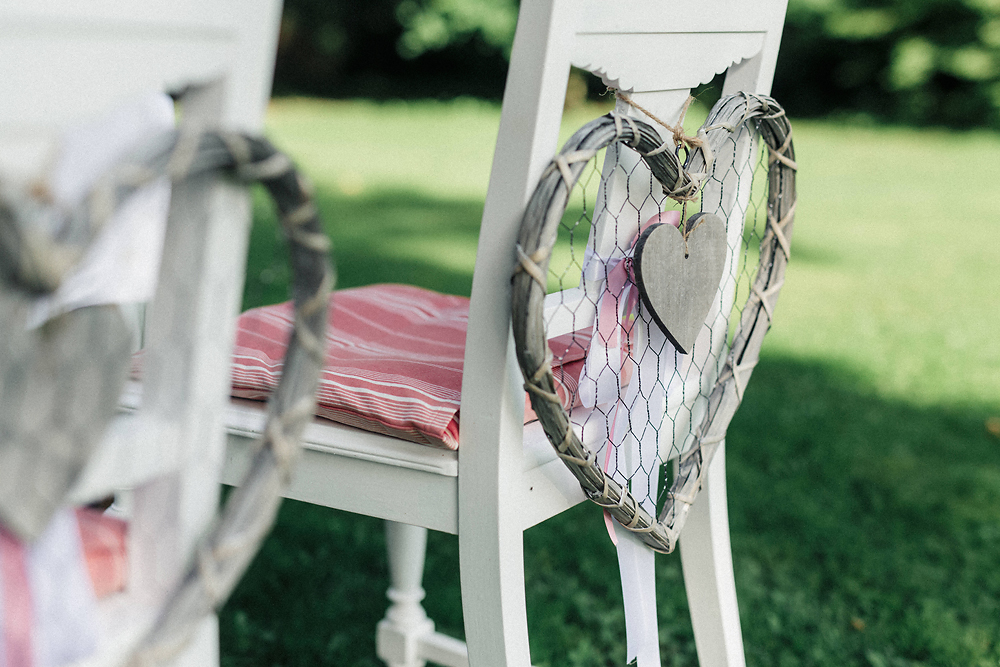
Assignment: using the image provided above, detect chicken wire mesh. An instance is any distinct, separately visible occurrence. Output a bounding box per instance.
[512,92,796,553]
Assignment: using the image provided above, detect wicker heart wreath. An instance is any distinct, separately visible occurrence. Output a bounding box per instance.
[0,126,331,662]
[512,93,796,554]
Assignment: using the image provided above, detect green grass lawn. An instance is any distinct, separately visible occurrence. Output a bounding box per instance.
[224,98,1000,666]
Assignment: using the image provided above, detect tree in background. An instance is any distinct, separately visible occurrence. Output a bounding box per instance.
[274,0,1000,129]
[394,0,517,60]
[273,0,515,99]
[775,0,1000,128]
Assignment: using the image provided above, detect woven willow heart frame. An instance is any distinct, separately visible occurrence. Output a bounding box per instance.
[512,93,796,554]
[125,131,332,663]
[0,129,332,663]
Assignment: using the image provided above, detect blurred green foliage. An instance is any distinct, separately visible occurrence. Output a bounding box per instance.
[275,0,1000,128]
[774,0,1000,128]
[273,0,514,99]
[394,0,517,59]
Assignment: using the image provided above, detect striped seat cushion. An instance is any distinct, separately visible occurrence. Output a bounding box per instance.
[231,284,587,449]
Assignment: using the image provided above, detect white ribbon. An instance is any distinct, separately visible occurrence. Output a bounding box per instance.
[578,213,682,667]
[611,318,669,667]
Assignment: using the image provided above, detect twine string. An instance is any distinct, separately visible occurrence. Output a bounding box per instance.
[613,90,712,205]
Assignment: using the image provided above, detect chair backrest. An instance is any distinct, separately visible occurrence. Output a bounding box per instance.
[0,1,282,659]
[461,0,788,493]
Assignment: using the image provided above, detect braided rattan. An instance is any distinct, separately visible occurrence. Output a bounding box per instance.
[511,93,796,554]
[123,132,333,664]
[0,127,332,663]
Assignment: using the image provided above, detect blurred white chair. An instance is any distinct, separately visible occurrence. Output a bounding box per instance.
[0,2,281,664]
[221,1,789,666]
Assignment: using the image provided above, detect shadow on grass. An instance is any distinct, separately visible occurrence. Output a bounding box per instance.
[220,354,1000,667]
[729,360,1000,667]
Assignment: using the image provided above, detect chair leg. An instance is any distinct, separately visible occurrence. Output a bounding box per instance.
[678,442,746,667]
[377,521,468,667]
[457,508,531,667]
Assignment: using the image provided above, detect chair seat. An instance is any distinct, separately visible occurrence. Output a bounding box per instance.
[223,283,588,450]
[218,287,600,533]
[121,282,592,535]
[220,395,597,534]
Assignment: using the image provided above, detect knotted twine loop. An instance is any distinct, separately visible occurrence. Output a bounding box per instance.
[511,92,797,554]
[614,90,704,156]
[612,90,716,242]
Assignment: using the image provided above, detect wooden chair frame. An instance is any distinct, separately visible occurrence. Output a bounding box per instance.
[222,1,789,666]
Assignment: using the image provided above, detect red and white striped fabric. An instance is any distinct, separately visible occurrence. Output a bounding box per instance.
[234,284,467,448]
[230,284,588,449]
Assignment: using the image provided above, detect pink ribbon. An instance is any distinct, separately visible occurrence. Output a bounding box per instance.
[1,526,33,667]
[586,210,681,544]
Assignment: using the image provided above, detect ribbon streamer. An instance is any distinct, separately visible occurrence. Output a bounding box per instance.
[578,210,682,667]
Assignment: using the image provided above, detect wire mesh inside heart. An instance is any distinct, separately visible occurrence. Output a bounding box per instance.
[540,118,769,519]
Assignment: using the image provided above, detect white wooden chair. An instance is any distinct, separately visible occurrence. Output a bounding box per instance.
[221,1,789,666]
[0,2,282,664]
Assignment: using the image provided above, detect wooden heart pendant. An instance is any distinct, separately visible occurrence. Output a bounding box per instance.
[0,292,131,540]
[633,212,727,354]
